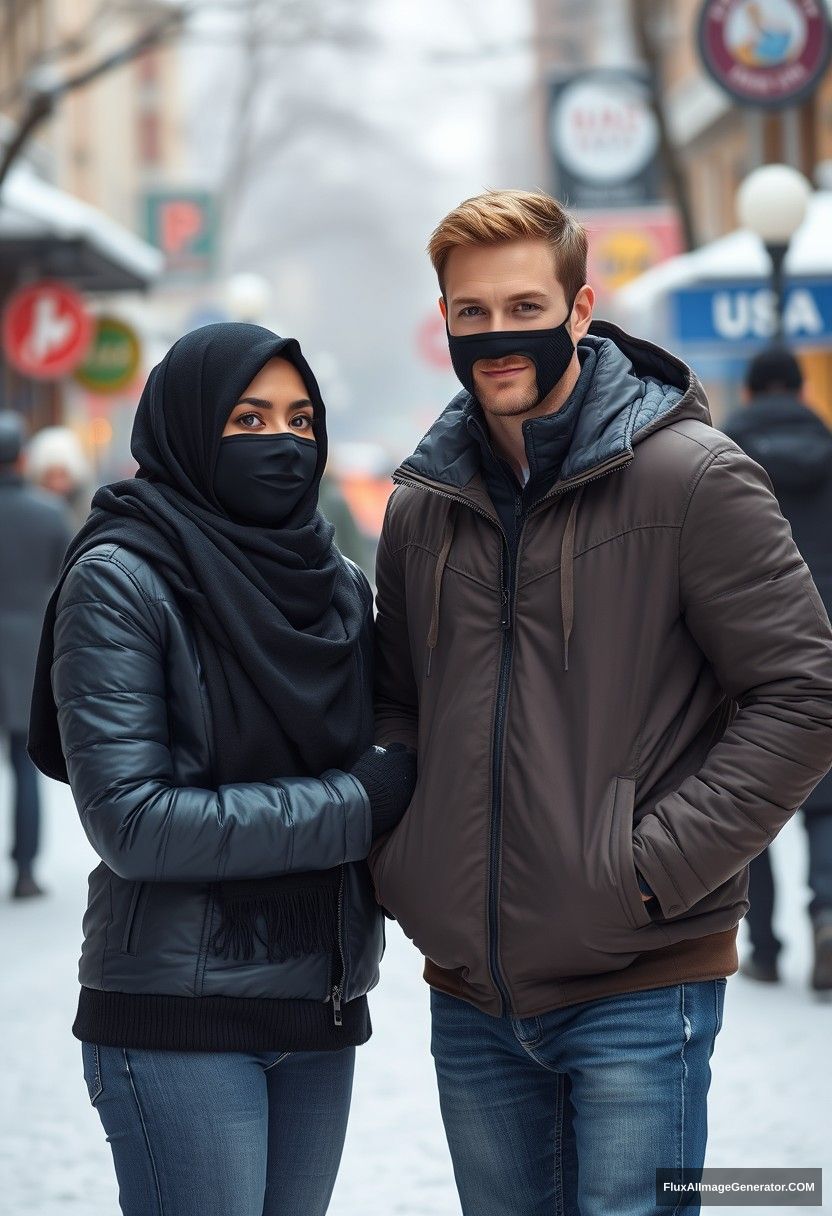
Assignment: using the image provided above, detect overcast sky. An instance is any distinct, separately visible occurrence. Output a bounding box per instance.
[179,0,536,460]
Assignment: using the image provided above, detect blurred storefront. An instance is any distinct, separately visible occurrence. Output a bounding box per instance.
[0,164,162,436]
[0,0,185,474]
[614,187,832,426]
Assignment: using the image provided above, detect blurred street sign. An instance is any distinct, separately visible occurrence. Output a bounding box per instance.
[2,280,93,379]
[144,190,217,280]
[548,69,660,209]
[416,313,453,371]
[672,279,832,346]
[697,0,832,108]
[583,208,683,298]
[73,315,142,395]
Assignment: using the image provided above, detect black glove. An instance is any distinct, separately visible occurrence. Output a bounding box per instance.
[349,742,417,840]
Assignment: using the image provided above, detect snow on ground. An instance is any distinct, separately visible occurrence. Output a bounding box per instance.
[1,768,829,1215]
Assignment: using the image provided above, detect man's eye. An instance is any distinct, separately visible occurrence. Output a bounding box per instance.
[516,302,542,312]
[459,306,484,318]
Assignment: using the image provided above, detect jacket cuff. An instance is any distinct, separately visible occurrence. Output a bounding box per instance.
[323,769,373,860]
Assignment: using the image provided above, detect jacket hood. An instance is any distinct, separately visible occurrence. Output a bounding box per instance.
[722,393,832,494]
[398,320,711,490]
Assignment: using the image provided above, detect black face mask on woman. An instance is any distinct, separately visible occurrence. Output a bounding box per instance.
[446,318,575,404]
[213,432,318,527]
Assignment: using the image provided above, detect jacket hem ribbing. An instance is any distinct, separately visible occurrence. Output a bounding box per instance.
[73,986,371,1053]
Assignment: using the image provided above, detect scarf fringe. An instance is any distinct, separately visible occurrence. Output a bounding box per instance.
[209,884,339,962]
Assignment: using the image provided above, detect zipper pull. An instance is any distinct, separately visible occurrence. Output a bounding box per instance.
[500,588,511,631]
[331,985,343,1027]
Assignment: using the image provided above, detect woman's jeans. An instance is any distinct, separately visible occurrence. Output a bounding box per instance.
[431,979,727,1216]
[81,1041,355,1216]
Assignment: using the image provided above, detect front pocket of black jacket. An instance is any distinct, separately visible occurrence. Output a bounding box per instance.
[120,881,149,955]
[611,777,653,931]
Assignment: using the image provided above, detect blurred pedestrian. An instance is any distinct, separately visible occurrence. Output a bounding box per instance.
[26,425,91,526]
[318,470,374,577]
[723,346,832,992]
[0,411,72,899]
[370,190,832,1216]
[27,324,415,1216]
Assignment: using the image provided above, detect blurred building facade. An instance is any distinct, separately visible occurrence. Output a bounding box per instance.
[0,1,180,470]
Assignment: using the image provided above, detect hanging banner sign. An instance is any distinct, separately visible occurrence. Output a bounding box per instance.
[144,190,217,281]
[583,207,684,297]
[697,0,832,108]
[672,278,832,346]
[548,69,660,209]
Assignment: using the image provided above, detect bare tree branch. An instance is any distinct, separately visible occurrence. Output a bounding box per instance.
[630,0,697,251]
[0,5,187,194]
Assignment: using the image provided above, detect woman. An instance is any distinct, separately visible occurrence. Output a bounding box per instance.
[28,323,416,1216]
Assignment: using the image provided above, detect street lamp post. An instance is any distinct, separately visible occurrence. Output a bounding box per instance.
[224,273,272,324]
[736,165,813,344]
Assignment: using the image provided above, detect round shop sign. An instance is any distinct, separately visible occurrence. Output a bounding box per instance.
[2,280,93,379]
[698,0,832,108]
[73,315,142,394]
[550,72,659,187]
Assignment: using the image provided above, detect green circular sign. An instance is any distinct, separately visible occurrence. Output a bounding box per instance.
[74,315,141,393]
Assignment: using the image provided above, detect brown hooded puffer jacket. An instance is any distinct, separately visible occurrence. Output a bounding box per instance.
[369,321,832,1018]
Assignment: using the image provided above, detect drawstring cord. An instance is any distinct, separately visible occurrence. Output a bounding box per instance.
[423,487,582,677]
[426,502,457,677]
[560,487,584,672]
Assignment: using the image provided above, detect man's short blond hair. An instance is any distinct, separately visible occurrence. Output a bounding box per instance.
[428,189,587,306]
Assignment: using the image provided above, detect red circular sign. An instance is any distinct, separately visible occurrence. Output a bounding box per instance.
[698,0,832,108]
[416,313,452,372]
[2,280,94,379]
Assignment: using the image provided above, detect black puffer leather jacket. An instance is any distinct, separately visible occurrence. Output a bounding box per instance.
[53,542,383,1009]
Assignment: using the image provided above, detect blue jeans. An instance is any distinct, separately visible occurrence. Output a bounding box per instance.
[8,730,40,872]
[746,810,832,962]
[81,1041,355,1216]
[431,980,727,1216]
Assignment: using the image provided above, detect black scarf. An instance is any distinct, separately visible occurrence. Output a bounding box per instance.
[29,322,371,961]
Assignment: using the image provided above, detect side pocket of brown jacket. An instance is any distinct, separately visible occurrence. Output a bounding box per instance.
[611,777,654,931]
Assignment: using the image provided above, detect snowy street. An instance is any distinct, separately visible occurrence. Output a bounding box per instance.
[2,769,829,1215]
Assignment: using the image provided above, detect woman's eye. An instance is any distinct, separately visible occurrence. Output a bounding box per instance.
[237,412,264,429]
[291,415,313,432]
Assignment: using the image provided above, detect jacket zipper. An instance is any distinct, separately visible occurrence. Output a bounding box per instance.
[330,865,346,1026]
[392,451,632,1017]
[487,496,526,1016]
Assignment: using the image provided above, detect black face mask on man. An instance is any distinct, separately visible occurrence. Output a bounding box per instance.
[446,317,575,405]
[213,433,317,527]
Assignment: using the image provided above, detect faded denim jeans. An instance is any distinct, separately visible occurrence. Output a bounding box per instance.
[81,1041,355,1215]
[431,979,727,1216]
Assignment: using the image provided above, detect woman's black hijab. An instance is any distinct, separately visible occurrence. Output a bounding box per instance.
[29,322,371,960]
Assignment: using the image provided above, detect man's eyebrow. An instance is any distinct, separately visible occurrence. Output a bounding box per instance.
[451,290,552,305]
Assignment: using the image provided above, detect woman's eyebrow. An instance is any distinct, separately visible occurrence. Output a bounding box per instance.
[235,396,273,409]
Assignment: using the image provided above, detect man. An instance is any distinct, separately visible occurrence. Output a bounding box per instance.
[0,412,73,898]
[722,346,832,991]
[369,190,832,1215]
